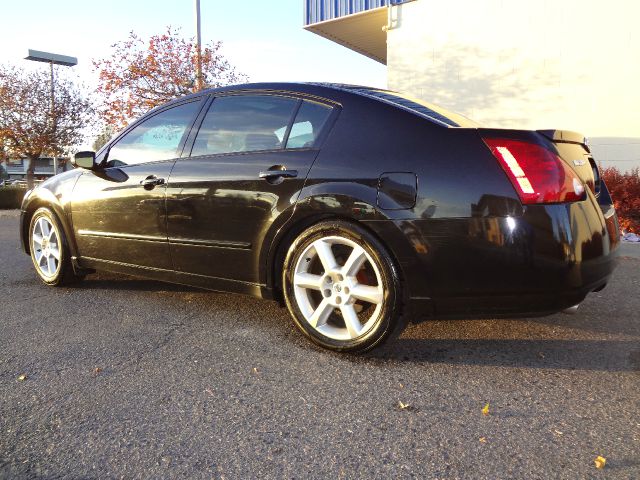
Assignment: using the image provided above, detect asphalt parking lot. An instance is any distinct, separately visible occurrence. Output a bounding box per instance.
[0,210,638,479]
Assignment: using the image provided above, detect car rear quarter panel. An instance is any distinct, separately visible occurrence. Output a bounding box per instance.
[286,92,522,302]
[289,92,616,315]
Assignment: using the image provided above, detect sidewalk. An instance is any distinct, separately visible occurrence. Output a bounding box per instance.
[620,242,640,259]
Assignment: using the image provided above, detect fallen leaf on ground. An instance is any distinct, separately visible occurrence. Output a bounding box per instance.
[479,437,487,443]
[594,456,606,469]
[553,429,563,435]
[17,374,27,381]
[482,403,490,416]
[398,401,411,410]
[93,367,102,376]
[252,367,259,374]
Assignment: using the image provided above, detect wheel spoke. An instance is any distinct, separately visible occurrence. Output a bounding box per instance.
[32,233,43,246]
[47,256,56,275]
[34,249,43,263]
[340,304,363,338]
[351,284,383,305]
[39,218,50,237]
[294,272,323,291]
[342,245,367,276]
[49,247,61,260]
[313,239,338,273]
[308,298,333,328]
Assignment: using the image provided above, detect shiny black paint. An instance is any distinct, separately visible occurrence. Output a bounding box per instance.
[20,82,619,319]
[166,149,319,283]
[71,161,175,270]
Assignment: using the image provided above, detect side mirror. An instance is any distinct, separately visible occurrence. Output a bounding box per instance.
[73,151,97,169]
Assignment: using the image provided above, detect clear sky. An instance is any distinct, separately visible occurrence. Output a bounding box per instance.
[0,0,387,88]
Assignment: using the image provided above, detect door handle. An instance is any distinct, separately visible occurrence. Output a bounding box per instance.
[140,175,165,189]
[259,169,298,180]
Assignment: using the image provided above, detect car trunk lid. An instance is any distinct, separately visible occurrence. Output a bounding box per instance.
[537,129,601,197]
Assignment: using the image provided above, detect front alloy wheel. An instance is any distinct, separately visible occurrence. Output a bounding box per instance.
[29,207,83,286]
[283,221,404,352]
[31,215,61,279]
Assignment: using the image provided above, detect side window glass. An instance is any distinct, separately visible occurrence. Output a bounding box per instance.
[191,95,298,156]
[106,101,202,167]
[285,100,333,149]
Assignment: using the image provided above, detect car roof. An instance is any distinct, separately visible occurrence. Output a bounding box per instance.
[158,82,475,128]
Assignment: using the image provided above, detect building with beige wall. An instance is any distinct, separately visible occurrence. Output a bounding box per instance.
[304,0,640,171]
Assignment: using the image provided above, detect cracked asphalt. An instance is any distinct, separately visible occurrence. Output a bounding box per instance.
[0,210,639,479]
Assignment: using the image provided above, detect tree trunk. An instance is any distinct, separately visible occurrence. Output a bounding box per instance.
[26,155,37,189]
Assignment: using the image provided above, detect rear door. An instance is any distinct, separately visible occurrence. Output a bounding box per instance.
[71,99,205,269]
[166,94,335,283]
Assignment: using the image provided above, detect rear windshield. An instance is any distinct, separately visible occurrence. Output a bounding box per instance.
[345,87,480,128]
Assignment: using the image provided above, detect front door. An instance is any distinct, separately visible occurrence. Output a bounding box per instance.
[166,94,335,283]
[71,99,205,270]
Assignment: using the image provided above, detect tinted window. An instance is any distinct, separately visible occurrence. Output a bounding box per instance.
[344,86,480,128]
[285,100,333,149]
[107,101,202,167]
[191,95,298,156]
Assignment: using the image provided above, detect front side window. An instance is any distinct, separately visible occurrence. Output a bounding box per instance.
[191,95,299,157]
[106,101,202,167]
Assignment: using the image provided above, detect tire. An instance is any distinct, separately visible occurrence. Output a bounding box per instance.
[28,207,84,286]
[283,220,404,353]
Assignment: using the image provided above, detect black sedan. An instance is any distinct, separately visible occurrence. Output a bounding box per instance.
[20,83,620,352]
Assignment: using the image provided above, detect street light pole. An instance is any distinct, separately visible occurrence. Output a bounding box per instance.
[49,61,56,174]
[24,49,77,182]
[195,0,204,92]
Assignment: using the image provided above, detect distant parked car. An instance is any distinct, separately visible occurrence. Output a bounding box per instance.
[19,83,620,352]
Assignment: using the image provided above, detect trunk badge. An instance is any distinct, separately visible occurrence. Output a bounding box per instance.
[573,159,587,166]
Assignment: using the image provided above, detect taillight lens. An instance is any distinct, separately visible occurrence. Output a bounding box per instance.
[483,137,586,204]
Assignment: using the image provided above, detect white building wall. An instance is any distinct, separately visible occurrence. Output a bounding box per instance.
[386,0,640,171]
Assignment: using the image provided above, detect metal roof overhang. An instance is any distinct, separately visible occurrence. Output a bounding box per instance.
[304,7,388,64]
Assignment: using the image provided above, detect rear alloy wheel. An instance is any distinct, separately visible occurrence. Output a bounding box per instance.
[29,207,83,286]
[283,221,404,352]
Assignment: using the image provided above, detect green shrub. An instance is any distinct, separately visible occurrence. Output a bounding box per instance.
[0,186,27,209]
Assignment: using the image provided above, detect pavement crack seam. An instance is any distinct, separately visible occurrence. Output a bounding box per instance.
[113,311,198,372]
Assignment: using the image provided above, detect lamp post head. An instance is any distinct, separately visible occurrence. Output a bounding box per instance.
[25,49,77,67]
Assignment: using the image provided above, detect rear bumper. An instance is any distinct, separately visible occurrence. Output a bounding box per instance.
[367,197,620,319]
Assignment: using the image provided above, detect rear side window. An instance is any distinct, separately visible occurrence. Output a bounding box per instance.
[344,87,480,128]
[106,101,202,167]
[191,95,299,156]
[285,100,333,149]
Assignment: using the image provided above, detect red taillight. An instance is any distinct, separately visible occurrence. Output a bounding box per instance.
[483,137,586,205]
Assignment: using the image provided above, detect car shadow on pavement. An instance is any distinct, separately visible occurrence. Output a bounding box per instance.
[74,277,200,293]
[366,337,639,372]
[69,275,640,374]
[363,313,640,372]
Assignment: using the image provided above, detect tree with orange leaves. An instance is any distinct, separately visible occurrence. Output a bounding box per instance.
[601,166,640,233]
[93,26,247,130]
[0,64,93,186]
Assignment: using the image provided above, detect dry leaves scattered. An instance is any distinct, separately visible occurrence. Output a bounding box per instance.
[594,455,606,469]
